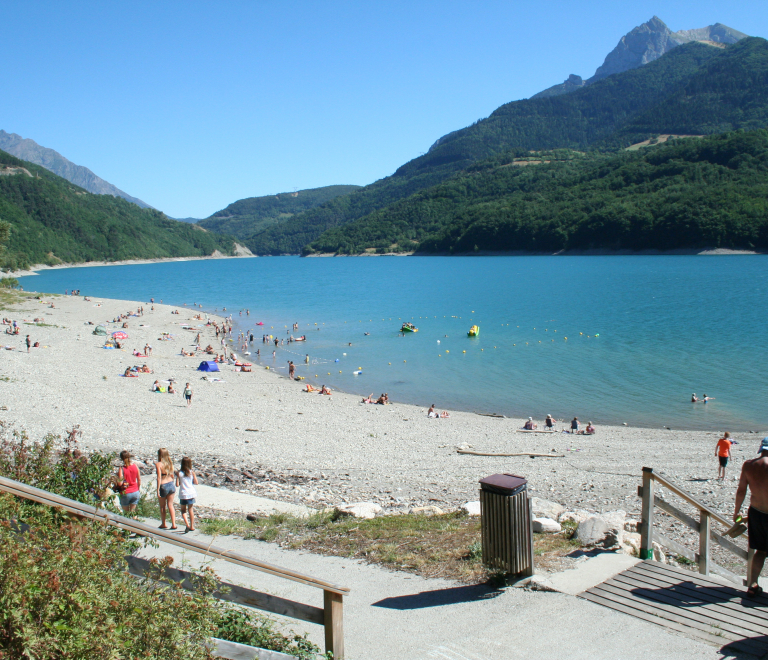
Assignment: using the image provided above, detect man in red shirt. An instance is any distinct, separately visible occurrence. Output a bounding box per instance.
[716,432,733,480]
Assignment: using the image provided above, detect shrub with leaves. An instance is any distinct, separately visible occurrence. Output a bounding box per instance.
[0,496,219,659]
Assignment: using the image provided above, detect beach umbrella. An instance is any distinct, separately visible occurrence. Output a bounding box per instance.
[112,331,128,339]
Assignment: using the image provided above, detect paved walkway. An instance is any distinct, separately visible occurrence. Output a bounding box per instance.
[137,526,737,660]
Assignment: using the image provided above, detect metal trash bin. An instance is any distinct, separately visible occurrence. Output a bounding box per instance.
[480,473,533,576]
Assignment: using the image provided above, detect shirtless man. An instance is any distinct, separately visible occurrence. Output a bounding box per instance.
[734,437,768,597]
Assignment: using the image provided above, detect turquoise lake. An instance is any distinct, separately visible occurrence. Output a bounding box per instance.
[20,256,768,432]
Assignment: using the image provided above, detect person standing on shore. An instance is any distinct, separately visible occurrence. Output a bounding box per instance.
[25,335,30,353]
[288,361,295,379]
[184,383,193,406]
[176,456,198,532]
[716,432,733,480]
[734,438,768,597]
[571,417,580,433]
[155,448,177,530]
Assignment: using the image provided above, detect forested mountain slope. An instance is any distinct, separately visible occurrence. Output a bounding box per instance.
[0,150,237,270]
[240,38,768,255]
[304,130,768,255]
[198,185,360,241]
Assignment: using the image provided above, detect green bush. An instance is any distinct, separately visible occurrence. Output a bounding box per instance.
[0,425,329,659]
[0,277,18,289]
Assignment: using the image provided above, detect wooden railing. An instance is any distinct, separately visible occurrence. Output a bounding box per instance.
[0,475,348,659]
[639,467,748,584]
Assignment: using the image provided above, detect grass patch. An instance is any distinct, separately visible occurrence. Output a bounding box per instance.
[24,321,61,328]
[200,510,582,583]
[136,482,161,519]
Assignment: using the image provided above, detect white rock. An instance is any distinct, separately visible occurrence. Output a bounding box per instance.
[410,505,445,516]
[531,497,565,520]
[559,509,591,524]
[575,516,609,546]
[652,541,667,564]
[624,519,640,533]
[461,501,481,516]
[621,532,641,556]
[533,517,562,533]
[334,502,382,519]
[601,510,627,546]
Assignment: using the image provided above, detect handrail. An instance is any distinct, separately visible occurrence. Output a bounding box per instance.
[0,475,347,594]
[639,467,747,585]
[0,475,347,658]
[644,468,731,527]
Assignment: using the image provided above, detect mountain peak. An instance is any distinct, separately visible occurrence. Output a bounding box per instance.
[590,16,678,82]
[532,17,750,98]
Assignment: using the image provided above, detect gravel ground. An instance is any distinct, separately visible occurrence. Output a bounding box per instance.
[2,292,763,558]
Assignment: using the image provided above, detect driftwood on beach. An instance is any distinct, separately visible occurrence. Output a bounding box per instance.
[457,449,565,458]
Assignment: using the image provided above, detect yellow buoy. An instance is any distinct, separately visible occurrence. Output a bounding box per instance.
[463,350,466,353]
[446,350,449,353]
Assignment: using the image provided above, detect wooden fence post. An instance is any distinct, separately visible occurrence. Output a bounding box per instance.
[639,467,655,560]
[324,590,344,659]
[699,511,711,575]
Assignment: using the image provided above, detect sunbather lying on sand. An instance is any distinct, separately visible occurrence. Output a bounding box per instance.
[321,385,332,395]
[124,368,138,378]
[362,393,375,403]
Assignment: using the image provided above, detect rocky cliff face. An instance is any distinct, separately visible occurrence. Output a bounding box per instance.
[532,17,749,98]
[0,130,151,209]
[590,16,682,82]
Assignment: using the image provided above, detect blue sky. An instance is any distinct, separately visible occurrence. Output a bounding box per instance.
[4,1,767,217]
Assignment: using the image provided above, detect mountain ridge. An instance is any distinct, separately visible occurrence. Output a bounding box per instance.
[0,131,152,209]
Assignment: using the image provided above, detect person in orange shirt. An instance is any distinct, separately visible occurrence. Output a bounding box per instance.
[716,432,733,480]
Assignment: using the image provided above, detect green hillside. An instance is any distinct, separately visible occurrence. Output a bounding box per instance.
[304,130,768,254]
[239,37,768,255]
[198,185,360,248]
[0,150,237,270]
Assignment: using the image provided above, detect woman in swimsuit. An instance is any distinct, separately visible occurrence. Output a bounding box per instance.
[155,448,177,529]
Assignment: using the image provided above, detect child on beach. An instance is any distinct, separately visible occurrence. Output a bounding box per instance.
[184,382,192,406]
[155,448,177,530]
[176,456,199,532]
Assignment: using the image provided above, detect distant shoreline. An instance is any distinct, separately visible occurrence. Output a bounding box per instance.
[8,247,763,278]
[8,251,257,278]
[305,247,765,257]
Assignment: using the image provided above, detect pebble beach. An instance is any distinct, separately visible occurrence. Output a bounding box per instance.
[1,291,761,525]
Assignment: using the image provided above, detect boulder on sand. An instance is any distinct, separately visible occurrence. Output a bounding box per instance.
[533,517,562,533]
[461,501,481,516]
[410,505,445,516]
[575,516,609,546]
[531,497,565,520]
[334,502,382,519]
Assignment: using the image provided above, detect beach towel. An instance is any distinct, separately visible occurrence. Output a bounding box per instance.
[197,361,220,372]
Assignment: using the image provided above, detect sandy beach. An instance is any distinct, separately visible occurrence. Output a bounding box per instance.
[0,290,761,523]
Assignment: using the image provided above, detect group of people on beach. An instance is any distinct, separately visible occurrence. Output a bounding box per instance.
[115,449,199,532]
[522,415,595,434]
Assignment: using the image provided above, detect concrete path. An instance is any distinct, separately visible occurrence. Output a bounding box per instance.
[137,527,737,660]
[142,475,313,517]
